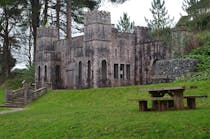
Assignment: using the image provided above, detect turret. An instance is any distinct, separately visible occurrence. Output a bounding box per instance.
[36,27,58,51]
[35,27,59,89]
[84,10,112,42]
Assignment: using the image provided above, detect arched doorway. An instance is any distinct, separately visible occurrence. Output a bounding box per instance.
[102,60,107,80]
[38,66,41,81]
[44,65,47,81]
[87,61,91,88]
[78,61,82,88]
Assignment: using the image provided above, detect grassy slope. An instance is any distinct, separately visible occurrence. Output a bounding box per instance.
[0,80,210,139]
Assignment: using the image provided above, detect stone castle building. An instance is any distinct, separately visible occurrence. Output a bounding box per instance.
[35,10,195,89]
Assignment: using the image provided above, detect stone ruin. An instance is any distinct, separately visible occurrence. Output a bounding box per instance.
[35,10,198,89]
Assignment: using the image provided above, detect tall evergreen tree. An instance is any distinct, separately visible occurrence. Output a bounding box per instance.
[0,0,25,77]
[116,12,135,33]
[145,0,174,32]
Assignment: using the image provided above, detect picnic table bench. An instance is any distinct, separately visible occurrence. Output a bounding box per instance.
[129,97,174,111]
[184,95,208,109]
[129,86,208,111]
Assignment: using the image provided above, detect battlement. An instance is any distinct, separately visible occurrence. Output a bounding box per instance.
[85,10,111,25]
[134,26,150,33]
[37,27,58,38]
[134,26,152,42]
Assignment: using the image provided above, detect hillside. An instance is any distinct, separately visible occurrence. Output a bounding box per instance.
[0,80,210,139]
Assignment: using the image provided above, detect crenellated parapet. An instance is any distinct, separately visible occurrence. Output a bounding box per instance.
[84,10,112,42]
[85,10,111,25]
[134,26,152,43]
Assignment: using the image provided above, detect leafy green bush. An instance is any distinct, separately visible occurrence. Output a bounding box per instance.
[1,65,35,89]
[182,31,210,81]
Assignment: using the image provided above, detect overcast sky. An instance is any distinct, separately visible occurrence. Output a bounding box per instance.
[99,0,185,27]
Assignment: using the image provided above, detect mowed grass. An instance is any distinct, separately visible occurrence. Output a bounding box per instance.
[0,80,210,139]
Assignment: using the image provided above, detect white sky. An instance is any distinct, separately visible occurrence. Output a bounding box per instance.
[99,0,185,27]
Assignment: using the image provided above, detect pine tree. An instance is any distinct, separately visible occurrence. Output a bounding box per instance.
[0,0,25,77]
[116,12,135,33]
[145,0,174,32]
[182,0,198,14]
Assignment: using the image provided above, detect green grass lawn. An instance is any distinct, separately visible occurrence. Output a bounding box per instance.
[0,80,210,139]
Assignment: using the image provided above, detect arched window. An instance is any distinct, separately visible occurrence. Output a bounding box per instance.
[38,66,41,81]
[87,61,91,87]
[102,60,107,80]
[78,61,82,85]
[44,65,47,81]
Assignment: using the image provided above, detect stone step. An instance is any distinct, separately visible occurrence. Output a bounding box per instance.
[6,101,25,105]
[0,103,24,108]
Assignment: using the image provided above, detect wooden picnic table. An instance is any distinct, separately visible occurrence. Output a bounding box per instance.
[148,87,185,110]
[130,86,207,112]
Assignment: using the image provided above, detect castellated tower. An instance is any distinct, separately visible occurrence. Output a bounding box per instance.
[35,27,59,89]
[84,10,112,87]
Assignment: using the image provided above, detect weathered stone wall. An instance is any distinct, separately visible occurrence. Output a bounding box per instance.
[35,10,191,90]
[171,27,198,57]
[135,40,171,84]
[35,27,59,89]
[110,30,136,86]
[152,59,198,83]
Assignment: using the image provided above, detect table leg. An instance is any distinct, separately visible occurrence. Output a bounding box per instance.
[152,100,158,110]
[174,92,184,110]
[139,101,148,111]
[187,98,196,109]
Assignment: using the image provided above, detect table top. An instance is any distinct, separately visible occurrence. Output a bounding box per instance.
[148,86,185,97]
[148,87,185,92]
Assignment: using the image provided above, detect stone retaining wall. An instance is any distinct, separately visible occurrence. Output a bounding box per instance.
[152,59,198,83]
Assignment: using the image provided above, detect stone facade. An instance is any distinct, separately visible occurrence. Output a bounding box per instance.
[152,59,198,83]
[35,10,174,89]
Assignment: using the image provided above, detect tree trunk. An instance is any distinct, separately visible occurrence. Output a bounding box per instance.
[31,0,41,64]
[3,8,10,77]
[66,0,72,40]
[28,25,33,66]
[56,0,60,39]
[43,0,49,26]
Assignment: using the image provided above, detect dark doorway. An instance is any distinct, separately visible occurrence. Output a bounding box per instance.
[44,65,47,82]
[87,61,91,88]
[102,60,107,80]
[114,64,118,79]
[38,66,41,81]
[78,61,82,88]
[55,65,61,88]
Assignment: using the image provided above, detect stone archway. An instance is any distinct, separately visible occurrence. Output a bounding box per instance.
[87,61,91,88]
[78,61,82,88]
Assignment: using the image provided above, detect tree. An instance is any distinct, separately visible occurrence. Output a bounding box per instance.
[145,0,174,32]
[177,0,210,31]
[116,12,135,33]
[0,0,25,77]
[53,0,128,38]
[182,0,198,14]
